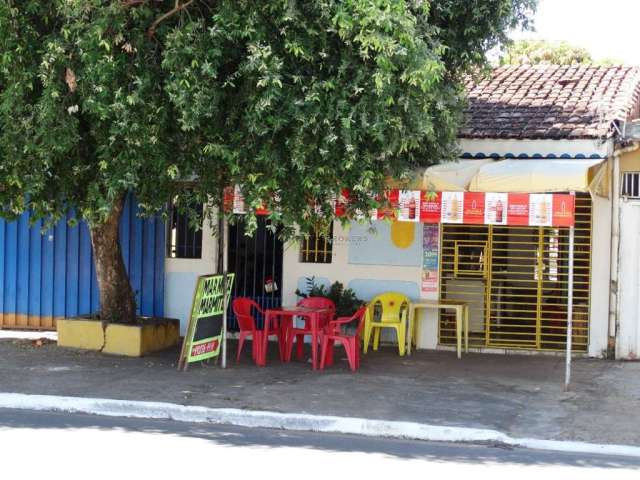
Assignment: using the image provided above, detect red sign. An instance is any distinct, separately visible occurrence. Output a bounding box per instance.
[463,192,485,224]
[190,339,219,357]
[335,189,349,217]
[226,186,576,227]
[507,193,530,226]
[552,194,576,227]
[420,192,442,223]
[376,190,397,220]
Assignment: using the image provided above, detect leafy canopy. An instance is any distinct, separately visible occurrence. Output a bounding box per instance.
[500,39,619,66]
[0,1,536,237]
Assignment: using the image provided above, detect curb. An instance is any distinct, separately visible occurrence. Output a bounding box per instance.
[1,392,639,458]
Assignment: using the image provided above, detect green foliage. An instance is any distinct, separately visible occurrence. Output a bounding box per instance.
[295,276,364,317]
[0,0,536,237]
[500,39,619,66]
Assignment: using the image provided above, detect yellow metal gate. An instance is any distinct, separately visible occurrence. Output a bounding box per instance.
[439,193,592,352]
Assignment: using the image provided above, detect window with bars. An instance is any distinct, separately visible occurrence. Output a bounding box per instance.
[300,224,333,263]
[167,201,203,259]
[622,172,640,199]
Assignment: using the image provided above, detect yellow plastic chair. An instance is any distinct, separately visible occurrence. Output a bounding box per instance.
[363,292,410,356]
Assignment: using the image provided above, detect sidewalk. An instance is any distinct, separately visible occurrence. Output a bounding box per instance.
[1,337,639,447]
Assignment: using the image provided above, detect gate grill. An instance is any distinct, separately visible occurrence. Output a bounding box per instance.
[227,217,283,330]
[439,193,592,352]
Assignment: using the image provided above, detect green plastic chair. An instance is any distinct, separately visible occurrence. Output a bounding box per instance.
[363,292,410,356]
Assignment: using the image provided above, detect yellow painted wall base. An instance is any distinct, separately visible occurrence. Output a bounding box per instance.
[57,319,105,350]
[57,318,180,357]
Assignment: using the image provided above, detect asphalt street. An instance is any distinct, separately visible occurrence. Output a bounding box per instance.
[0,408,638,478]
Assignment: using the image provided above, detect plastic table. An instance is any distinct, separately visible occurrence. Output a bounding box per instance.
[261,306,331,369]
[407,300,469,358]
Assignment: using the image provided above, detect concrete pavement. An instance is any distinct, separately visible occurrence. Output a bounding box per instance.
[1,337,640,447]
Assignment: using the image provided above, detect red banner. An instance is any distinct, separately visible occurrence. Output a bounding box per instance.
[463,192,485,224]
[507,193,530,226]
[420,191,442,223]
[227,186,576,227]
[552,194,576,227]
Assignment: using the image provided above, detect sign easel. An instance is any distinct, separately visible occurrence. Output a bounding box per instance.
[177,273,234,371]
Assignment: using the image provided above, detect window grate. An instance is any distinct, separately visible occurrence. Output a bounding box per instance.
[167,201,203,259]
[300,224,333,264]
[622,172,640,199]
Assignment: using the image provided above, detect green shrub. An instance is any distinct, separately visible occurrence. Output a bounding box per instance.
[295,276,364,317]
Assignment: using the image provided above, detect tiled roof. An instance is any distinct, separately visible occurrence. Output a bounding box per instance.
[460,65,640,140]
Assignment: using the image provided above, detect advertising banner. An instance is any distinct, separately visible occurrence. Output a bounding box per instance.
[422,224,440,294]
[227,186,576,227]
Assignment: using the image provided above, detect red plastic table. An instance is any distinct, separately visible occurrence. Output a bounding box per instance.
[260,306,331,370]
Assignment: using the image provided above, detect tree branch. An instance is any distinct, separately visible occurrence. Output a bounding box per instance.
[147,0,194,39]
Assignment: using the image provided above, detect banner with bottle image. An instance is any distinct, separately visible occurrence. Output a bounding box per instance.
[226,185,576,227]
[372,191,576,227]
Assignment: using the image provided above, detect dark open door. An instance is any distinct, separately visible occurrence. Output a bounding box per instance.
[227,217,283,329]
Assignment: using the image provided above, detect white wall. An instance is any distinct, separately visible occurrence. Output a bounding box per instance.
[616,200,640,359]
[282,221,440,349]
[164,219,219,334]
[588,194,612,358]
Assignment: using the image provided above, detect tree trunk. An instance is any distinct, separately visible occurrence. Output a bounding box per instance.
[89,194,136,323]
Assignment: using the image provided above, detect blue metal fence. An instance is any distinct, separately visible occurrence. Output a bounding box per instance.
[0,195,165,329]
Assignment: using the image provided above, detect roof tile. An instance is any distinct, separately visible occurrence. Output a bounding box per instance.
[461,65,640,139]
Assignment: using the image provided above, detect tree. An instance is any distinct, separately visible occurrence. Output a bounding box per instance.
[0,1,535,323]
[501,39,617,65]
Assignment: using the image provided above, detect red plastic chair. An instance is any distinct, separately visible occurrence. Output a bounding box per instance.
[320,306,368,372]
[286,297,335,362]
[232,298,264,363]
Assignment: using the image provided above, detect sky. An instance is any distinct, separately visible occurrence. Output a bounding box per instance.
[510,0,640,65]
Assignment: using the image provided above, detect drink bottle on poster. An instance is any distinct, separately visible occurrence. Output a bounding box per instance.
[529,194,553,226]
[484,192,508,225]
[441,192,464,223]
[397,190,421,222]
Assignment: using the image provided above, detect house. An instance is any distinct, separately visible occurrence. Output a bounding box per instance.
[3,64,640,359]
[282,65,640,358]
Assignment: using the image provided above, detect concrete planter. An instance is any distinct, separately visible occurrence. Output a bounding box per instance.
[57,317,180,357]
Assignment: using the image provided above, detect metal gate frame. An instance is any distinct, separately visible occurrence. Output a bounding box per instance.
[439,193,592,352]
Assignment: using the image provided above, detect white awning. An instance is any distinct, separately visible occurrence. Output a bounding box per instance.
[415,159,492,191]
[468,159,607,195]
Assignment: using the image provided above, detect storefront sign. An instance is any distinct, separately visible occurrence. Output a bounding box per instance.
[226,186,577,227]
[422,224,440,294]
[463,192,485,225]
[178,273,234,370]
[484,192,508,225]
[441,191,464,223]
[506,193,530,226]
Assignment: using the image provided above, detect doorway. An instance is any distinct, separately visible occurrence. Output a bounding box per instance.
[227,217,284,330]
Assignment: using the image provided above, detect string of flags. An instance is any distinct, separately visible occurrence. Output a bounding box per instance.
[225,186,576,227]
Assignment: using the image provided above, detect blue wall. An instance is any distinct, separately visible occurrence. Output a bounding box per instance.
[0,195,165,329]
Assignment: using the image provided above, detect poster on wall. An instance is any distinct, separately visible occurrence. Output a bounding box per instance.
[441,192,464,223]
[226,187,576,227]
[552,194,576,227]
[397,190,421,222]
[463,192,485,224]
[420,191,441,223]
[506,193,530,226]
[529,194,553,226]
[484,192,508,225]
[422,224,440,294]
[232,185,246,214]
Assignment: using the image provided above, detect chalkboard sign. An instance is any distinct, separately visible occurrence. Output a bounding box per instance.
[178,273,234,370]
